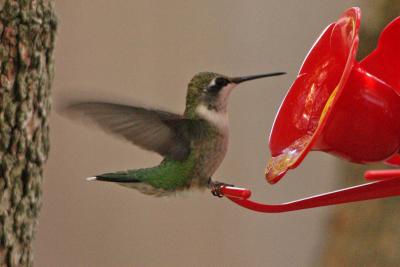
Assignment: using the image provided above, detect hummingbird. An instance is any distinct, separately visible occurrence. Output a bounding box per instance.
[65,71,285,196]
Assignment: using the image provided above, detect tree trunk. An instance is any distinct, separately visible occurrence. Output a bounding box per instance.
[0,0,56,266]
[319,1,400,266]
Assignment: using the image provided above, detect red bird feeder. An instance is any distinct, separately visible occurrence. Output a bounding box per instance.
[267,7,400,183]
[216,7,400,212]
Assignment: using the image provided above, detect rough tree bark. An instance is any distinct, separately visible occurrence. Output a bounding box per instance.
[319,1,400,266]
[0,0,56,266]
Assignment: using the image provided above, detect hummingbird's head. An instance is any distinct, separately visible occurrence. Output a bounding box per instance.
[184,71,285,116]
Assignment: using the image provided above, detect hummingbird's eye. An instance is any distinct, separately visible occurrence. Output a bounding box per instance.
[215,77,229,87]
[207,77,229,94]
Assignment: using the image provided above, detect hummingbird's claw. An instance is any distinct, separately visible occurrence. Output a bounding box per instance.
[208,178,234,198]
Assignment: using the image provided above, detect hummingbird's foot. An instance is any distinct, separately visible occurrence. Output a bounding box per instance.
[208,178,234,198]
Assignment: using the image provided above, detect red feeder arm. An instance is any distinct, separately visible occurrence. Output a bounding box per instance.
[216,7,400,212]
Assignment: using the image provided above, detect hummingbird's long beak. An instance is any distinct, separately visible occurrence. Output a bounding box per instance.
[230,72,286,84]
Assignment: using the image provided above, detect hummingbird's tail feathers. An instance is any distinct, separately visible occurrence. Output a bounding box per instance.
[86,176,98,181]
[91,171,142,183]
[89,167,176,196]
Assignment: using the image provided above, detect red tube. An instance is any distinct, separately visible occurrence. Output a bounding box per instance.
[364,169,400,181]
[220,177,400,213]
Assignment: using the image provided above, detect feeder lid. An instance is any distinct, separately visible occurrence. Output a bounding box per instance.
[266,7,361,184]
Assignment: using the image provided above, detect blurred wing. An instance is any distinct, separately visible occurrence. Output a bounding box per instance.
[63,102,192,161]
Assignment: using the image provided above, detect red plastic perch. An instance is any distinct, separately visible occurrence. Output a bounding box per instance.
[219,171,400,213]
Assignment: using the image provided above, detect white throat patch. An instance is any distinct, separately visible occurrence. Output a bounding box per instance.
[195,80,236,131]
[195,105,229,131]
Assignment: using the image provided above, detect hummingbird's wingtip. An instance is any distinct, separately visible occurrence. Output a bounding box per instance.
[86,176,98,181]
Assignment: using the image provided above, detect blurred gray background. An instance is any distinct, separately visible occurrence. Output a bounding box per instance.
[34,1,373,266]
